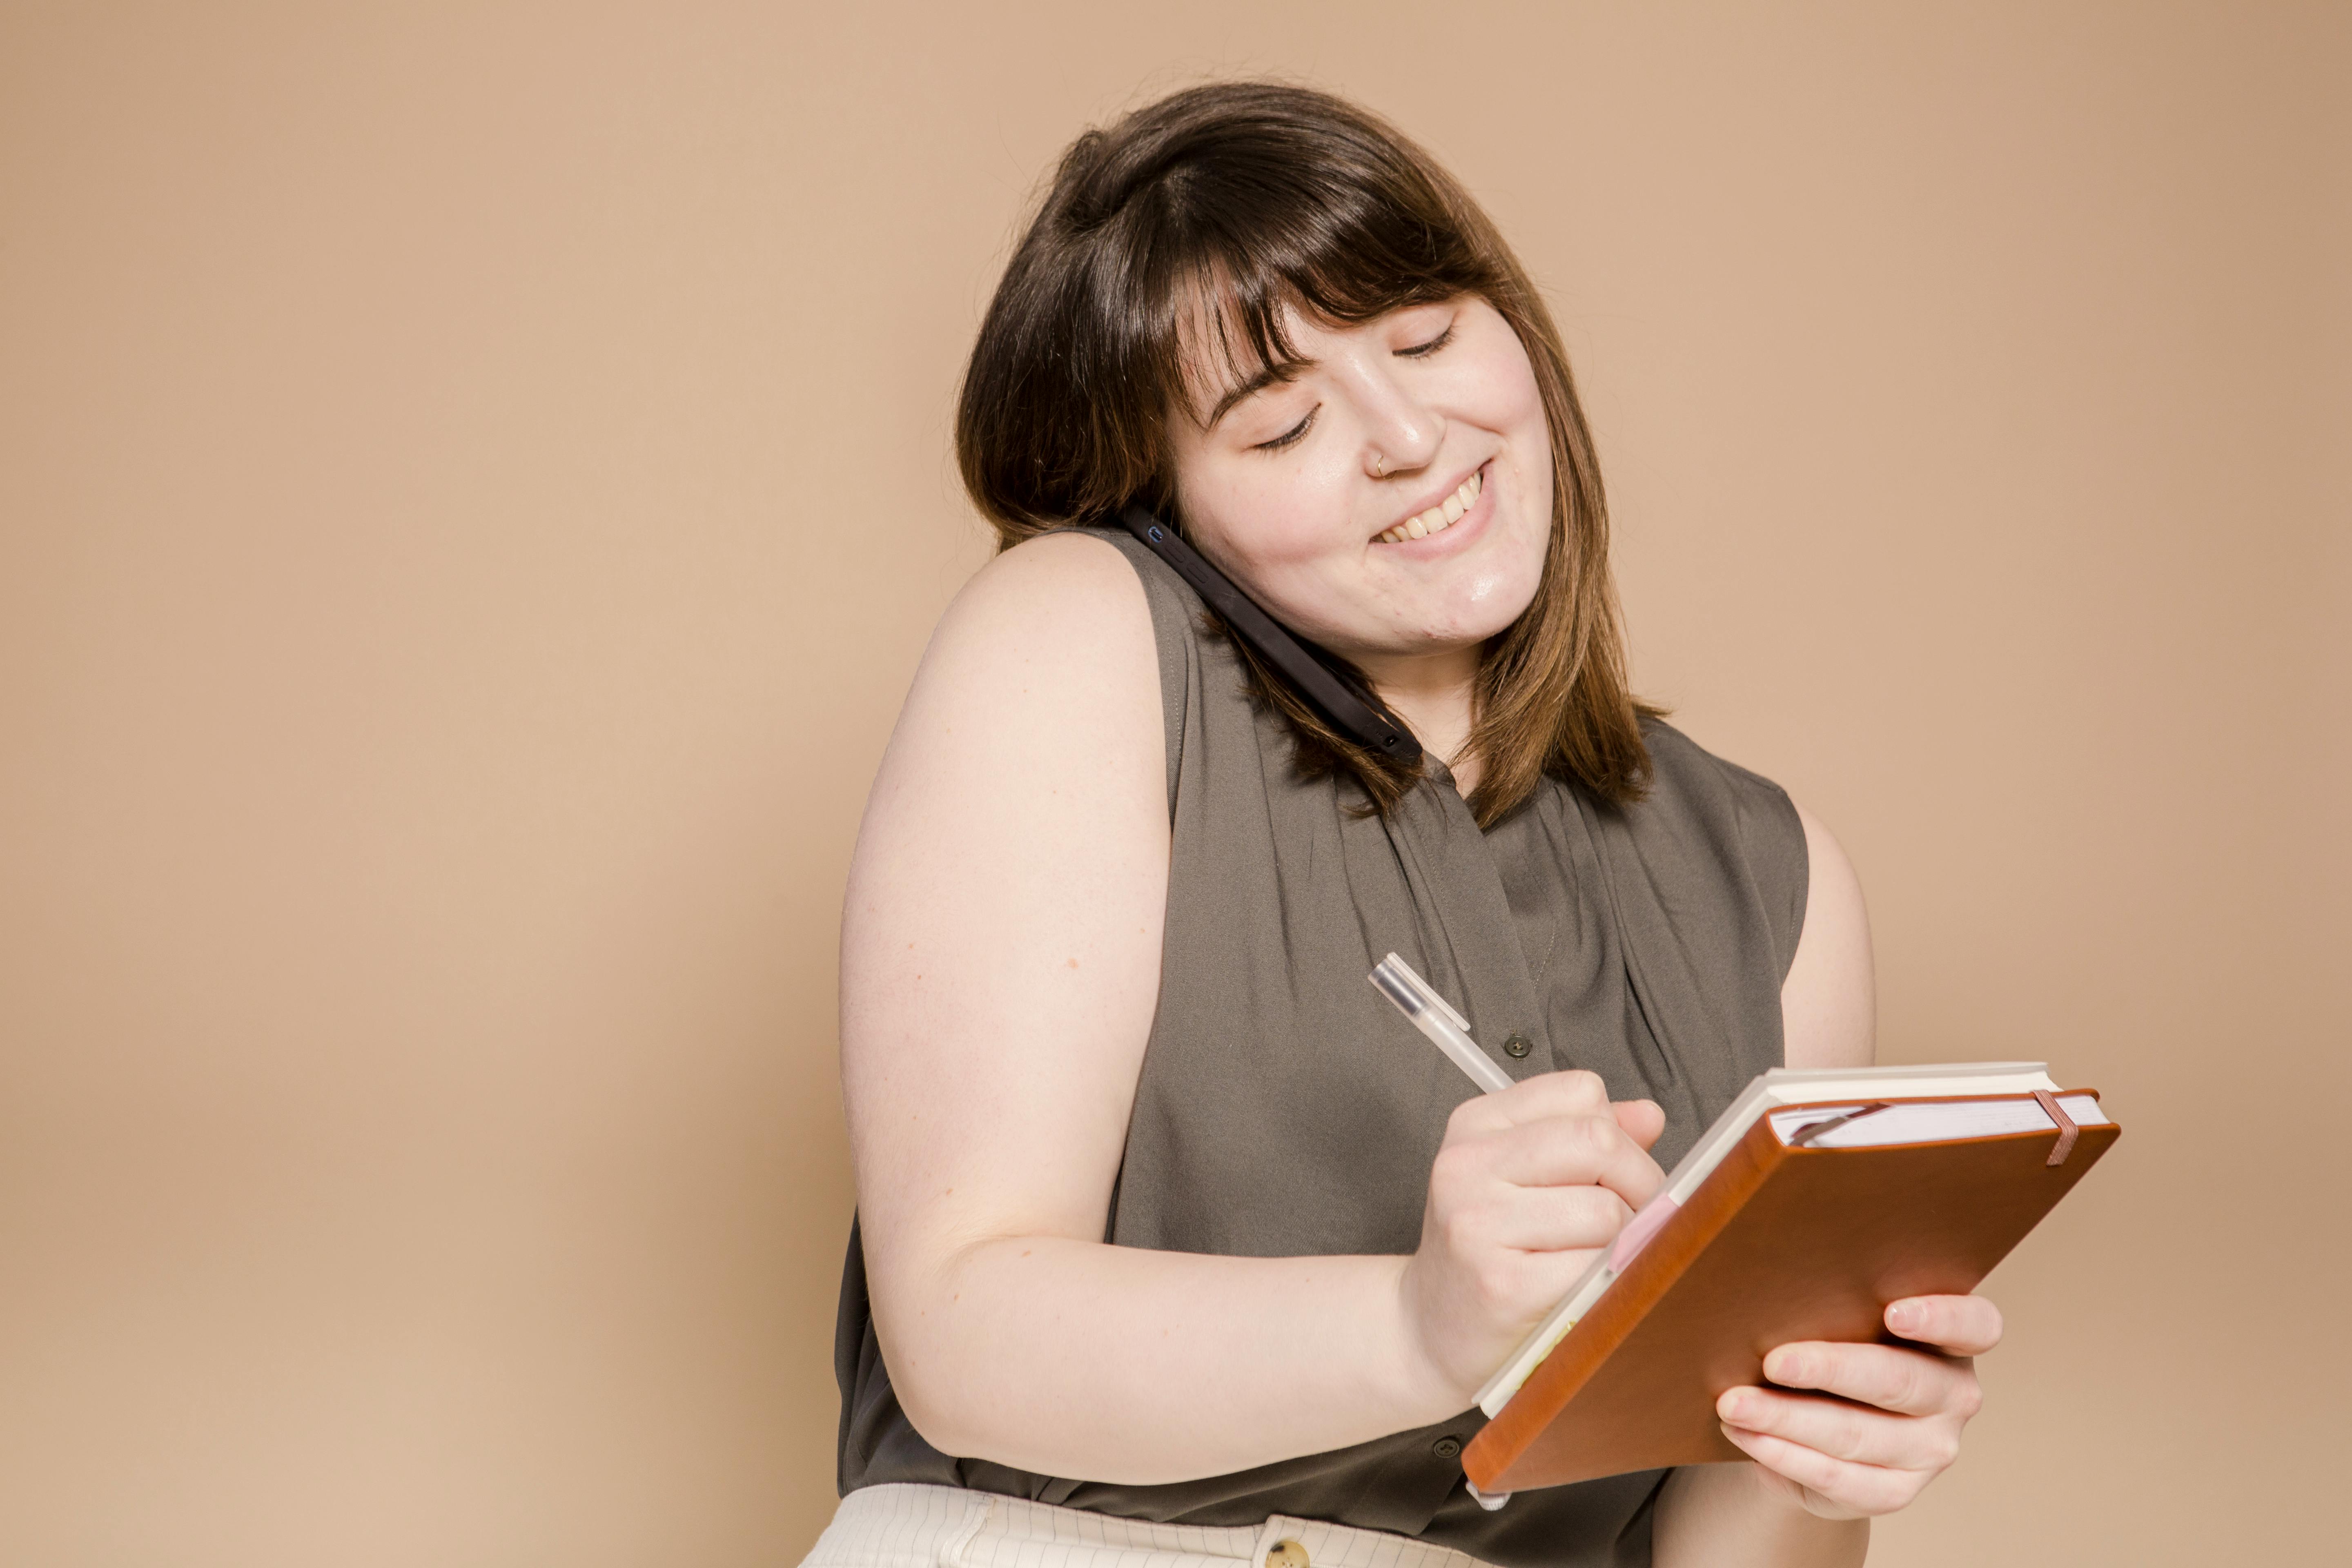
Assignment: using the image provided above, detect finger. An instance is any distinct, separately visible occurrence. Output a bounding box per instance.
[1492,1243,1616,1310]
[1886,1294,2004,1356]
[1478,1183,1634,1254]
[1452,1070,1612,1134]
[1611,1098,1665,1151]
[1487,1115,1664,1210]
[1717,1385,1963,1472]
[1717,1425,1920,1518]
[1761,1341,1980,1421]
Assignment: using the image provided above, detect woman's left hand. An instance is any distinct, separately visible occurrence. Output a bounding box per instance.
[1715,1294,2001,1519]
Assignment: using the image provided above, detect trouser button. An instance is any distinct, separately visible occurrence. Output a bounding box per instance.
[1266,1540,1309,1568]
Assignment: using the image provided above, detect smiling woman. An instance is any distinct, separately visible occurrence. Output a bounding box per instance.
[1159,298,1561,796]
[955,88,1646,822]
[816,82,1978,1568]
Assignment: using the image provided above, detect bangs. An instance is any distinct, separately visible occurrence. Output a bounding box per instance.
[964,82,1521,525]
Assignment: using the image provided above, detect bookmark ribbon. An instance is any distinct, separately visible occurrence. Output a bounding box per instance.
[1785,1102,1891,1148]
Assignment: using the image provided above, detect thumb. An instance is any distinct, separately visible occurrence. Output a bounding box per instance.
[1612,1098,1666,1151]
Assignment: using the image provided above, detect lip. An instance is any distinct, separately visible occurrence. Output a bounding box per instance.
[1371,460,1494,557]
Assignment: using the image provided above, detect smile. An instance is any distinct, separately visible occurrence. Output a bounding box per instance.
[1375,467,1483,545]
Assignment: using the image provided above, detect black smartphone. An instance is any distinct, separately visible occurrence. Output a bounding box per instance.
[1116,504,1422,765]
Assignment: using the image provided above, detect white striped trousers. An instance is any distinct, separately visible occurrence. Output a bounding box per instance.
[802,1484,1499,1568]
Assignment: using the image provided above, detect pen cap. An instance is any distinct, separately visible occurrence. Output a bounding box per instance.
[1370,962,1427,1018]
[1368,954,1513,1096]
[1370,954,1472,1032]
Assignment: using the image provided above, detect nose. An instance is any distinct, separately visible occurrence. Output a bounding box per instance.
[1351,360,1442,481]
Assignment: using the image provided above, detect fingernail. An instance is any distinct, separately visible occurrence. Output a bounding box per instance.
[1720,1393,1748,1423]
[1889,1301,1921,1333]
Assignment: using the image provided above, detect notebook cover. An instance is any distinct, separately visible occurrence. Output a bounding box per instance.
[1462,1093,2119,1493]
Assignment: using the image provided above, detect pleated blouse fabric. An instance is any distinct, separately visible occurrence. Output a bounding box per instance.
[835,528,1809,1568]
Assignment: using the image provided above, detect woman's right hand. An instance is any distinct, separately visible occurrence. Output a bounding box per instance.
[1399,1070,1667,1405]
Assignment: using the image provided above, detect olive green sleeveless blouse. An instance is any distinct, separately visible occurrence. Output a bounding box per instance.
[835,529,1809,1568]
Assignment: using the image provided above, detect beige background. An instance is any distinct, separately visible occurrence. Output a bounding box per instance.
[2,3,2344,1563]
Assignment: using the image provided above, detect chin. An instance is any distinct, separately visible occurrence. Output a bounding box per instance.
[1388,599,1532,653]
[1440,563,1545,641]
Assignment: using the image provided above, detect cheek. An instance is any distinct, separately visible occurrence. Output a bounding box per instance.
[1468,324,1551,479]
[1181,454,1359,576]
[1488,359,1551,468]
[1447,461,1554,637]
[1492,371,1556,563]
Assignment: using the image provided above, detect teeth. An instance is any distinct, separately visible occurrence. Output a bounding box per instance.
[1376,467,1484,545]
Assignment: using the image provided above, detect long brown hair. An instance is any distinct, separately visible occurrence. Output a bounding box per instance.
[956,81,1655,825]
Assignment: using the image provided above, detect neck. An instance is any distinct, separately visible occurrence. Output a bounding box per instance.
[1357,645,1483,796]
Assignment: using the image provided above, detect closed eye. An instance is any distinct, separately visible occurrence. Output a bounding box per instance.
[1397,323,1455,358]
[1254,405,1318,452]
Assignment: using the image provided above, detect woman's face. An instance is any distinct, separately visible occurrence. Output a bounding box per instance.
[1166,294,1555,672]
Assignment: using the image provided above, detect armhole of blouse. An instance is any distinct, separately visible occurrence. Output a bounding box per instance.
[1773,786,1811,984]
[1640,717,1812,983]
[1728,765,1809,984]
[1066,526,1189,819]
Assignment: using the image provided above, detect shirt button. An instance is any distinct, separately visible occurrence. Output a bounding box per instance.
[1266,1541,1310,1568]
[1501,1033,1532,1060]
[1432,1436,1463,1460]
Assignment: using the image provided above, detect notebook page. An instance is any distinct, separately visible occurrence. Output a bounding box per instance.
[1662,1065,2056,1207]
[1771,1094,2110,1149]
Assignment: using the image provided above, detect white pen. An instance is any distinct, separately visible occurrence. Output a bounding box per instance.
[1367,952,1522,1510]
[1368,952,1515,1095]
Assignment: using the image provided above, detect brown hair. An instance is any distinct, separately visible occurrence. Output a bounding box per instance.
[956,81,1655,825]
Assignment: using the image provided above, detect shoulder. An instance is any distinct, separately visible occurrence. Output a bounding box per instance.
[937,528,1183,797]
[846,529,1169,993]
[1638,717,1797,833]
[1618,724,1815,982]
[933,528,1153,657]
[1646,719,1806,893]
[866,531,1162,829]
[907,531,1148,724]
[1622,720,1874,1065]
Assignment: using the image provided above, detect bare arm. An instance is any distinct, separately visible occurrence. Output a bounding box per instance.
[842,534,1661,1482]
[1777,804,1877,1074]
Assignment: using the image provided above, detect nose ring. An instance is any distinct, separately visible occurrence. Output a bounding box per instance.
[1372,450,1388,478]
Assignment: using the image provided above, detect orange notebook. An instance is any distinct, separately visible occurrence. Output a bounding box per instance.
[1461,1063,2120,1497]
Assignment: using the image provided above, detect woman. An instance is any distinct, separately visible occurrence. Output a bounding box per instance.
[820,83,1996,1568]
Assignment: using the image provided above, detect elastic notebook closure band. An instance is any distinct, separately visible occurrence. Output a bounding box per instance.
[2031,1090,2080,1167]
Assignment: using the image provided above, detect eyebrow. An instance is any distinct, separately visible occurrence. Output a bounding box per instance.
[1206,357,1316,428]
